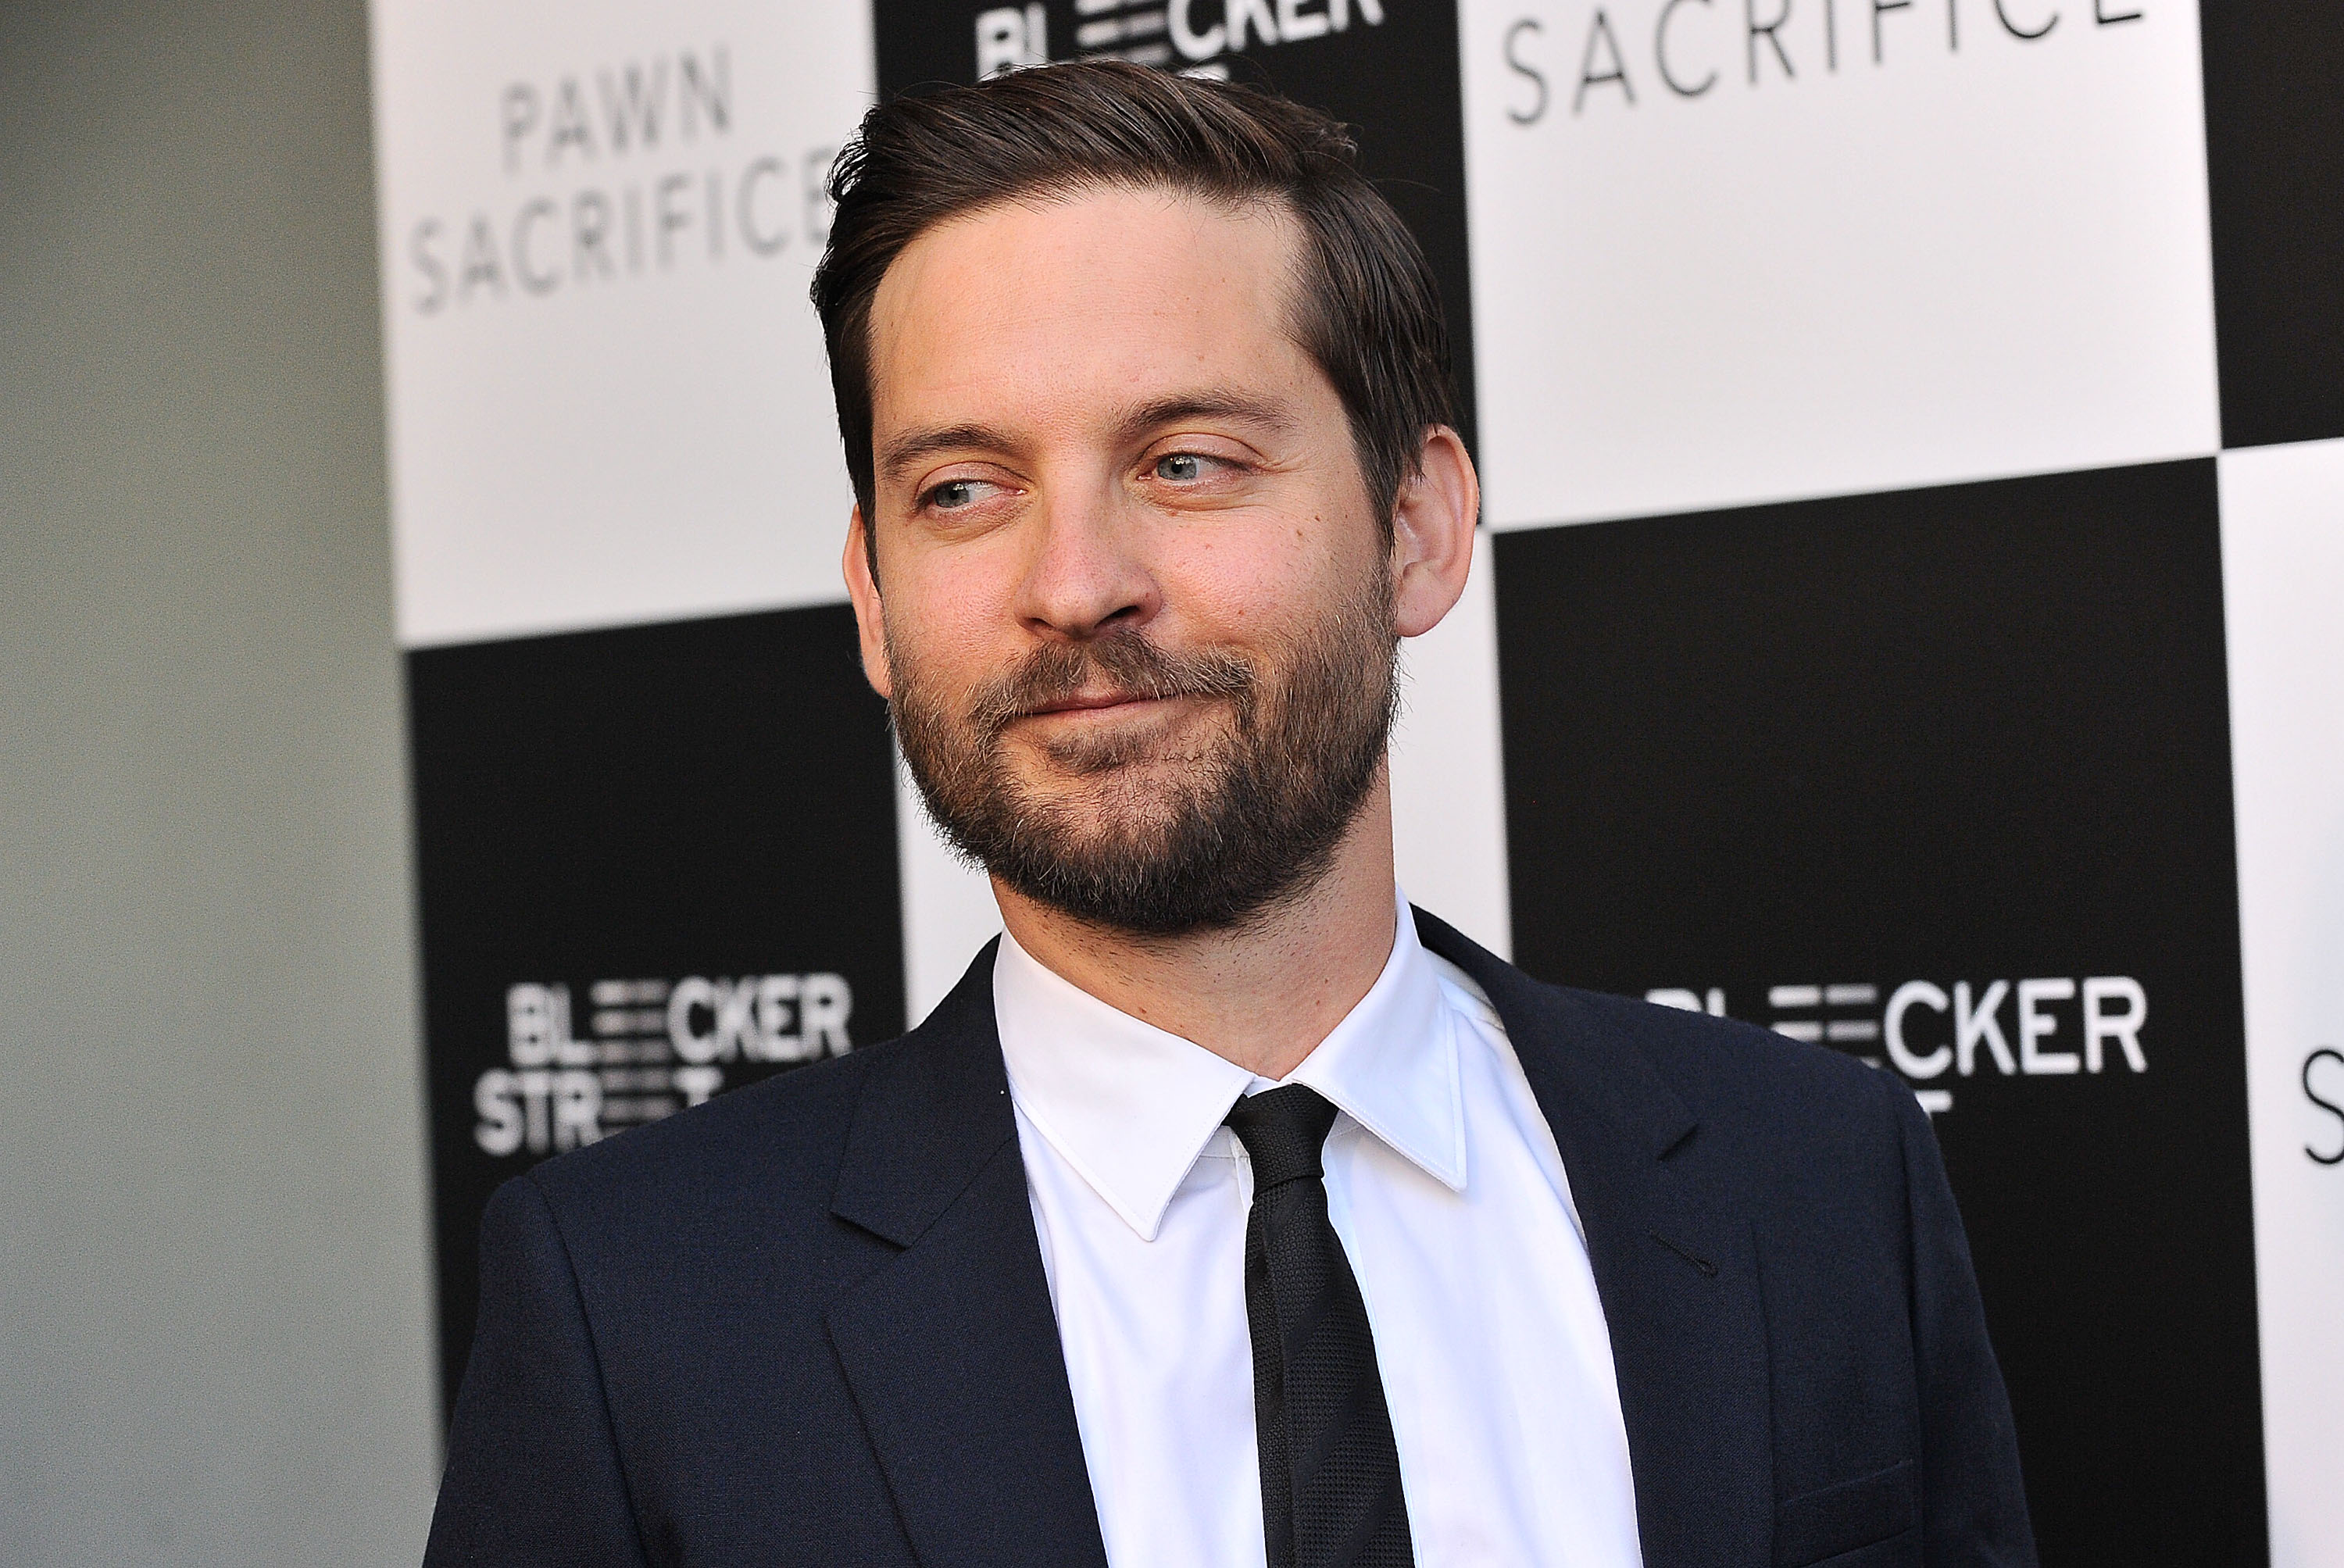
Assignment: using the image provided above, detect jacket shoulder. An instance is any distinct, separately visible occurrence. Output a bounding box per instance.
[1541,981,1921,1226]
[516,1031,901,1227]
[1414,905,1896,1135]
[1553,983,1896,1123]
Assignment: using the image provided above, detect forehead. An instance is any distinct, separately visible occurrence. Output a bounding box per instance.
[865,184,1325,447]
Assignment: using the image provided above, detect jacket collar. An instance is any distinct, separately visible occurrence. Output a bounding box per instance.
[830,938,1020,1248]
[1409,907,1696,1162]
[825,940,1113,1568]
[1413,908,1774,1568]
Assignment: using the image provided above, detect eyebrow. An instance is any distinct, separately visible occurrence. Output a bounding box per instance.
[1106,391,1302,449]
[878,422,1011,483]
[877,389,1302,484]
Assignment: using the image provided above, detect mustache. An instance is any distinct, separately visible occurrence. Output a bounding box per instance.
[966,630,1256,737]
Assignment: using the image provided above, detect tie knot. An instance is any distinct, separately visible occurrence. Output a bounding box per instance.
[1224,1084,1341,1191]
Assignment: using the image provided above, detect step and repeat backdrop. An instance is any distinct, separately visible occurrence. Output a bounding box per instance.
[369,3,2342,1562]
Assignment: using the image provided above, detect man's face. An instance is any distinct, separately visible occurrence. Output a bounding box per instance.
[849,184,1399,934]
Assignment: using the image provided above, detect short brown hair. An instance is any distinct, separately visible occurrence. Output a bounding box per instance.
[812,60,1455,541]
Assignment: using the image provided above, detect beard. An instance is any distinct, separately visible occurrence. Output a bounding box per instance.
[888,568,1399,938]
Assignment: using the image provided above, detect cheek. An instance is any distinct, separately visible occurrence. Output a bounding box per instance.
[1156,510,1367,645]
[882,552,1019,692]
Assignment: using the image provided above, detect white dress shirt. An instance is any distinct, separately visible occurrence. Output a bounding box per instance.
[993,891,1645,1568]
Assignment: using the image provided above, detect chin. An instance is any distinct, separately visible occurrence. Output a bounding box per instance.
[1023,767,1200,830]
[1025,698,1229,769]
[1013,729,1225,787]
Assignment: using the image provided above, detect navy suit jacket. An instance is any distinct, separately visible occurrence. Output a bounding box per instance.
[424,910,2036,1567]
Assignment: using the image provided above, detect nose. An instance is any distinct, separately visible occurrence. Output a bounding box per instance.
[1010,480,1161,643]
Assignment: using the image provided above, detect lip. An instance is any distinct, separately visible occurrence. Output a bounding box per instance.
[1023,691,1163,717]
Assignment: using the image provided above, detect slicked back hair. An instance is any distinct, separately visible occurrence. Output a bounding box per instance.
[812,60,1456,549]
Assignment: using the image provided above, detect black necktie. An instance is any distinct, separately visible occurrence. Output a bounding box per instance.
[1224,1084,1416,1568]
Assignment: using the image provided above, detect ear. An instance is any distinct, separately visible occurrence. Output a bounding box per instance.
[1389,425,1480,639]
[842,506,895,701]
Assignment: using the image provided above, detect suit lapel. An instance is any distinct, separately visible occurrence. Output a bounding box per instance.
[826,943,1110,1568]
[1416,910,1774,1568]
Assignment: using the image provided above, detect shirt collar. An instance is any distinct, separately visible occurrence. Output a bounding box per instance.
[992,888,1466,1241]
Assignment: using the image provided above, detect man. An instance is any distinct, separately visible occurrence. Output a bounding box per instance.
[424,62,2035,1568]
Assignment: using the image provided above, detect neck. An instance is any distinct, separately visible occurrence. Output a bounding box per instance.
[992,777,1401,1080]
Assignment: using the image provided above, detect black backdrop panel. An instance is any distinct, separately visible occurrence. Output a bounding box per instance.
[1494,460,2264,1565]
[2202,9,2344,449]
[870,0,1477,455]
[408,605,903,1415]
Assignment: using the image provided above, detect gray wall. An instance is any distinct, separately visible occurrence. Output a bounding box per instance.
[0,1,439,1562]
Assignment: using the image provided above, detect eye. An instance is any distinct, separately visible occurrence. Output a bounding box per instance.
[923,477,992,512]
[1154,452,1210,483]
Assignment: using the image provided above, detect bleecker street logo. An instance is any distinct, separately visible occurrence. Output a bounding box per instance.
[974,0,1388,80]
[1646,970,2147,1115]
[473,972,853,1158]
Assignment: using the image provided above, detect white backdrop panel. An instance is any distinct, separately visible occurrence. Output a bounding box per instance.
[2221,438,2344,1568]
[1388,530,1513,963]
[1462,0,2221,530]
[371,2,873,646]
